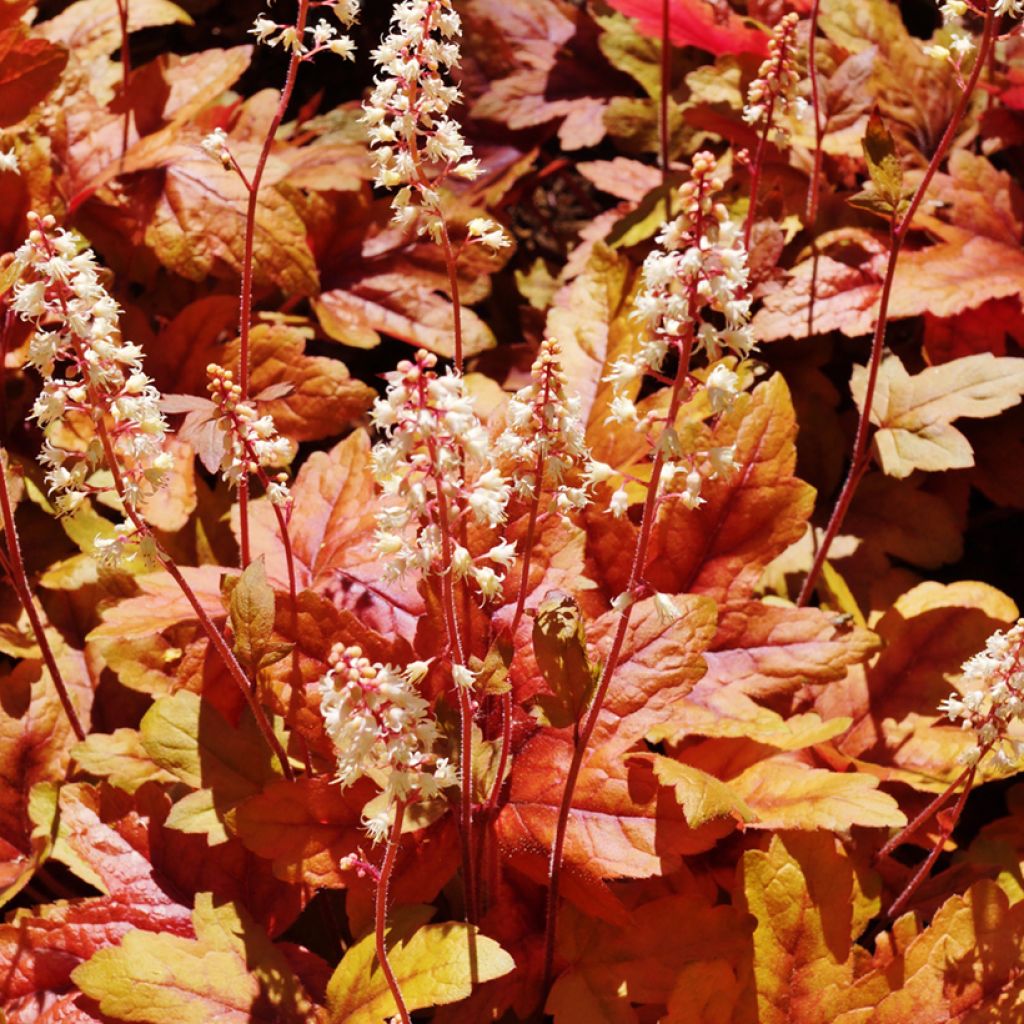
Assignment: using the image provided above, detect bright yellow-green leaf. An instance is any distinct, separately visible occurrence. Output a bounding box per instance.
[326,908,515,1023]
[140,690,281,843]
[72,893,319,1023]
[72,729,177,794]
[651,756,755,828]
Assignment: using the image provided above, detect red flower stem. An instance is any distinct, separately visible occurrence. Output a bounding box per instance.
[0,452,85,742]
[797,8,997,607]
[114,0,131,162]
[659,0,671,216]
[805,0,824,228]
[541,331,695,993]
[742,94,777,252]
[884,759,980,922]
[805,0,824,339]
[876,764,973,863]
[438,217,464,372]
[237,0,311,568]
[376,799,412,1024]
[423,417,477,925]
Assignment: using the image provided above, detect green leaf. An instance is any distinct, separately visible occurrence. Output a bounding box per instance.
[325,907,515,1023]
[73,893,320,1023]
[529,591,599,729]
[72,728,177,794]
[224,557,287,674]
[856,109,909,218]
[140,691,282,843]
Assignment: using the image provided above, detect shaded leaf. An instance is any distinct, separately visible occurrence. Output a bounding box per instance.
[72,892,318,1024]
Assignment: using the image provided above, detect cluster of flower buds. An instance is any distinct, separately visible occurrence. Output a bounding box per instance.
[319,644,456,839]
[925,1,978,65]
[206,364,292,506]
[199,127,232,169]
[362,0,508,252]
[12,214,171,517]
[938,619,1024,770]
[495,338,593,513]
[250,0,359,58]
[371,349,512,600]
[742,13,803,139]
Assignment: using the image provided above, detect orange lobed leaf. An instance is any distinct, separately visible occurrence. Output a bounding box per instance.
[850,353,1024,479]
[643,374,816,603]
[0,25,68,129]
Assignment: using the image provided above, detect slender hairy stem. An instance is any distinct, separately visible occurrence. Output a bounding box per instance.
[0,452,85,742]
[659,0,671,217]
[438,216,464,372]
[743,96,777,252]
[541,333,695,992]
[423,419,477,924]
[805,0,824,339]
[236,0,311,567]
[114,0,131,162]
[883,760,980,922]
[797,9,997,606]
[376,800,412,1024]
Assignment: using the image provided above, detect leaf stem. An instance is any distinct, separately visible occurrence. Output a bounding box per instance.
[0,451,85,742]
[660,0,671,217]
[376,799,412,1024]
[797,8,997,606]
[541,332,695,994]
[743,95,777,252]
[237,0,312,568]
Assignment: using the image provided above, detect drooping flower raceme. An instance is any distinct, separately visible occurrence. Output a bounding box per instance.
[12,214,171,523]
[371,349,511,601]
[604,152,753,515]
[362,0,507,251]
[495,337,593,513]
[319,644,456,840]
[206,363,292,507]
[938,619,1024,770]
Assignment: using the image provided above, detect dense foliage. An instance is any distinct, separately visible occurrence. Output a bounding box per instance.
[1,0,1024,1021]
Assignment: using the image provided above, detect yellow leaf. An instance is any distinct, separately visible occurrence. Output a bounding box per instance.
[72,893,318,1023]
[325,909,514,1023]
[72,729,177,794]
[851,353,1024,478]
[739,833,885,1024]
[651,756,755,828]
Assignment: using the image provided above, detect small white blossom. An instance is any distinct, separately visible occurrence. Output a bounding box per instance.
[0,148,19,175]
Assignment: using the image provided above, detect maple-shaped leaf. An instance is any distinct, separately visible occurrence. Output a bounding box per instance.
[832,880,1024,1023]
[641,374,815,603]
[850,353,1024,479]
[818,580,1019,789]
[244,432,423,642]
[324,907,514,1024]
[547,889,752,1023]
[605,0,767,56]
[90,565,232,642]
[754,234,1024,342]
[40,0,190,60]
[73,892,321,1024]
[222,323,375,444]
[0,645,91,906]
[233,775,373,888]
[0,25,68,128]
[144,149,318,296]
[465,0,627,149]
[72,729,177,795]
[738,832,884,1024]
[139,690,283,844]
